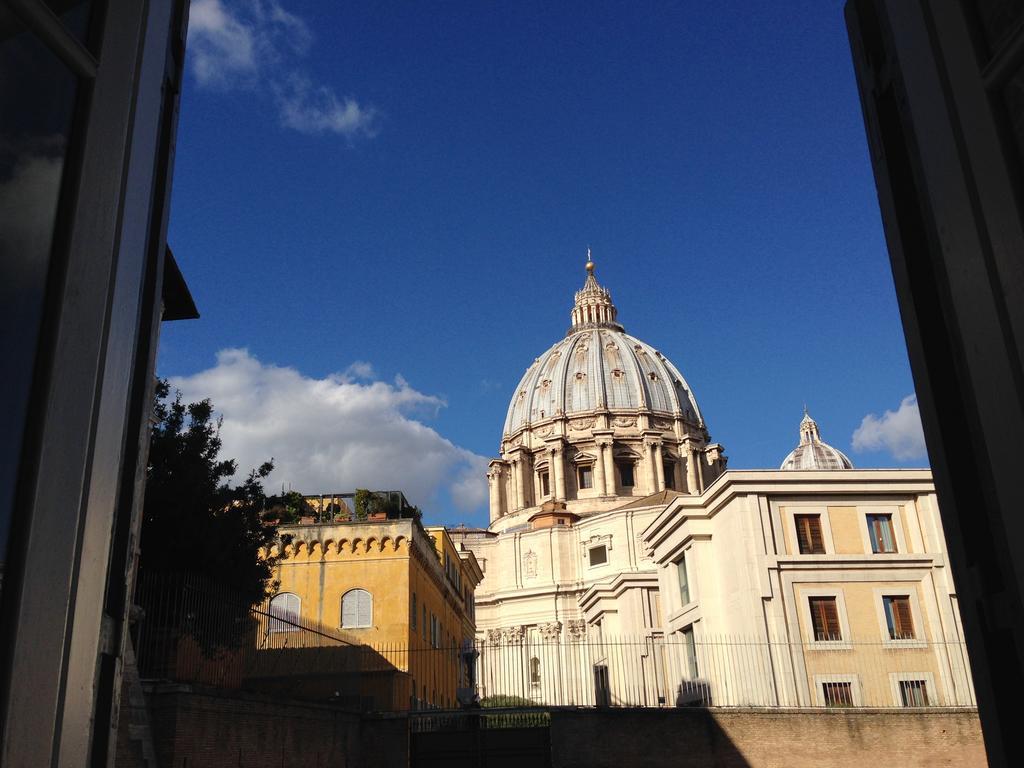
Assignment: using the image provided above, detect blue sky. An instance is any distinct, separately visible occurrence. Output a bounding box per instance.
[159,0,927,526]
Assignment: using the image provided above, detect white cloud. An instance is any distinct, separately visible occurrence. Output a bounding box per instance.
[187,0,258,87]
[168,349,488,515]
[187,0,377,138]
[851,394,928,461]
[273,74,379,138]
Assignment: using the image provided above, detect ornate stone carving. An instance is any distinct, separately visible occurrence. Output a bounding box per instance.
[511,435,523,447]
[486,628,503,644]
[567,620,587,642]
[536,424,553,437]
[503,625,526,645]
[539,621,563,642]
[653,417,674,430]
[523,550,537,579]
[613,416,637,428]
[569,417,595,431]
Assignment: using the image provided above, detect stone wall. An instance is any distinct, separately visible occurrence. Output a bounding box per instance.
[549,708,987,768]
[143,684,407,768]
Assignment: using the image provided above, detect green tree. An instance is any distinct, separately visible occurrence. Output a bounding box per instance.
[140,379,279,606]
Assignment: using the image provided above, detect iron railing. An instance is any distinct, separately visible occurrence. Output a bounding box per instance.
[132,573,976,712]
[472,633,976,709]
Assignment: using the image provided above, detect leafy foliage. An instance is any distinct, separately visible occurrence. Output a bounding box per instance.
[262,490,313,524]
[140,379,280,607]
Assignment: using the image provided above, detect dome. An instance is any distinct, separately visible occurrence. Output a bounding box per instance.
[503,260,704,437]
[780,410,853,470]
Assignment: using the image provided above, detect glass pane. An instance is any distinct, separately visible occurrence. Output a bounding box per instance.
[44,0,96,52]
[1000,65,1024,174]
[971,0,1024,63]
[0,8,85,601]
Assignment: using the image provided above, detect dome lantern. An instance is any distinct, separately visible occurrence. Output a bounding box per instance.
[569,253,623,333]
[781,409,853,470]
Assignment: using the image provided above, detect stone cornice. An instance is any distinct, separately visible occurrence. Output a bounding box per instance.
[641,468,936,553]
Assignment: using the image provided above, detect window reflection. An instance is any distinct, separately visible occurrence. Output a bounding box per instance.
[0,7,88,588]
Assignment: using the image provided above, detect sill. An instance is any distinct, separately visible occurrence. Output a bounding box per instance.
[667,601,700,627]
[807,641,853,651]
[883,639,929,649]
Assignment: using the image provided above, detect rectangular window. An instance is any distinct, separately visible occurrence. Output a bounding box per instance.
[617,461,635,487]
[540,470,550,497]
[423,606,427,641]
[883,596,915,639]
[677,553,690,606]
[867,514,897,553]
[899,680,929,707]
[794,514,825,554]
[822,681,854,707]
[682,626,698,679]
[589,545,608,566]
[664,461,675,489]
[809,596,842,641]
[578,464,593,489]
[411,592,417,630]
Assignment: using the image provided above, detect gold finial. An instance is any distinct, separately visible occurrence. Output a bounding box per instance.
[585,247,594,274]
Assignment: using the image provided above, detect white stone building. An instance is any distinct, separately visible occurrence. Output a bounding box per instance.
[452,260,973,709]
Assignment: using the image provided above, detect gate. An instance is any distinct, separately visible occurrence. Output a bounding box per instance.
[409,710,551,768]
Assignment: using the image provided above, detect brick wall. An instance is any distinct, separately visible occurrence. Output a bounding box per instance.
[143,684,407,768]
[549,708,986,768]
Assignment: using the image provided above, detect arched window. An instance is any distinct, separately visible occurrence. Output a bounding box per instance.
[269,592,300,633]
[530,656,541,684]
[341,588,373,628]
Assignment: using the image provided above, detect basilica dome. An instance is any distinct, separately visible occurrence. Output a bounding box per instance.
[780,410,854,470]
[503,261,704,437]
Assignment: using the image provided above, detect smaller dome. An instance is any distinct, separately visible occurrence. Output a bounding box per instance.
[780,410,853,470]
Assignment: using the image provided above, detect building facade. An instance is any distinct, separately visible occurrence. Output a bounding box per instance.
[454,261,974,709]
[266,502,482,709]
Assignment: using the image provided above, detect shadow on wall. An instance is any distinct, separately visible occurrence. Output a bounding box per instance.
[246,643,410,711]
[548,708,985,768]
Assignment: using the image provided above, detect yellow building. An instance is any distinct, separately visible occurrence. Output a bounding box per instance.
[262,494,482,709]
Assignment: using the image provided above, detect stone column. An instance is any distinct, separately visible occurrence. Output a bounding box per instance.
[686,443,699,495]
[646,441,659,494]
[673,459,685,493]
[487,467,502,520]
[510,460,521,510]
[654,444,665,493]
[593,442,607,496]
[603,441,616,495]
[516,457,528,510]
[553,446,567,500]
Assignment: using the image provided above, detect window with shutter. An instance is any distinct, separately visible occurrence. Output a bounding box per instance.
[269,593,300,633]
[822,681,854,707]
[867,514,897,553]
[899,680,929,707]
[809,596,842,640]
[883,596,915,639]
[794,514,825,554]
[342,588,372,628]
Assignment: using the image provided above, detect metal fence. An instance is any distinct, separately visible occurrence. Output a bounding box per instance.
[472,633,976,709]
[132,573,976,712]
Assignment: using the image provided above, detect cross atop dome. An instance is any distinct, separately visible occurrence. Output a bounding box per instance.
[570,251,623,333]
